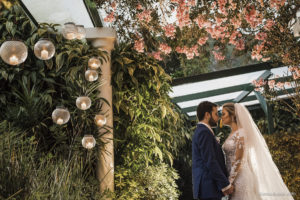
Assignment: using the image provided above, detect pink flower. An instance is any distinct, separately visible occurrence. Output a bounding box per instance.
[104,11,115,22]
[137,10,152,23]
[176,2,191,29]
[212,51,225,61]
[264,19,274,31]
[276,82,284,89]
[175,46,184,53]
[270,0,286,10]
[163,24,176,38]
[136,4,143,10]
[244,5,263,28]
[159,43,172,55]
[111,1,117,10]
[151,51,163,61]
[231,17,242,28]
[268,80,275,89]
[255,32,267,40]
[134,38,145,53]
[197,36,209,46]
[235,39,245,51]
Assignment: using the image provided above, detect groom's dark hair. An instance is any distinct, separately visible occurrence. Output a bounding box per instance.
[197,101,218,121]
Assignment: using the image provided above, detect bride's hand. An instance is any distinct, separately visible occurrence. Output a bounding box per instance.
[223,185,234,195]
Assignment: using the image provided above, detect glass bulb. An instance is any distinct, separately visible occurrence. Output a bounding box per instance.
[9,55,19,65]
[76,96,91,110]
[40,49,49,60]
[52,107,70,125]
[76,25,86,40]
[56,117,64,125]
[85,70,98,82]
[81,102,87,110]
[88,57,101,69]
[95,115,107,127]
[82,135,96,149]
[0,40,28,65]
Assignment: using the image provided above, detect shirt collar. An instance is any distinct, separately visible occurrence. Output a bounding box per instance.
[198,122,215,135]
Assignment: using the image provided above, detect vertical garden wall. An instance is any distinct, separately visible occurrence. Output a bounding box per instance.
[0,2,192,199]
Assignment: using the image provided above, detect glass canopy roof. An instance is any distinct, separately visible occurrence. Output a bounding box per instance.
[169,63,291,120]
[20,0,102,28]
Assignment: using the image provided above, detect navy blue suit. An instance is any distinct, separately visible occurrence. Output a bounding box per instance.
[192,124,229,200]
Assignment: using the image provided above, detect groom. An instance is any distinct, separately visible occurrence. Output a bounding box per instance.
[192,101,234,200]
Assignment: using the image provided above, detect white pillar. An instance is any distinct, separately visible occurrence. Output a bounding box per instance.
[86,27,116,196]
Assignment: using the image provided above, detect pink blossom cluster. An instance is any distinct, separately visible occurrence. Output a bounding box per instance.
[255,32,268,40]
[151,51,163,61]
[206,26,227,40]
[264,19,275,31]
[159,43,172,55]
[212,51,225,61]
[194,16,212,30]
[175,45,199,60]
[217,0,228,15]
[270,0,286,10]
[104,11,115,23]
[235,39,245,51]
[136,4,143,10]
[163,24,176,38]
[137,10,152,23]
[176,1,191,29]
[251,43,265,60]
[230,17,242,29]
[197,36,209,46]
[289,66,300,80]
[244,5,263,28]
[134,38,145,53]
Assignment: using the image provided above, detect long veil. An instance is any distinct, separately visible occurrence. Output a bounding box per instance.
[234,103,294,200]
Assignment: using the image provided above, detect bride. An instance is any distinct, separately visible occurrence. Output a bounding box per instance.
[221,103,294,200]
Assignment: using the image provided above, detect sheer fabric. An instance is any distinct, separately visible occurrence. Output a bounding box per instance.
[222,103,294,200]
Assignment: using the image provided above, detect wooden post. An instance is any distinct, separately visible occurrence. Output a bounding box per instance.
[86,27,116,197]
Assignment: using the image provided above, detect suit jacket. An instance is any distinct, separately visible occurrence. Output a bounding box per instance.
[192,123,229,199]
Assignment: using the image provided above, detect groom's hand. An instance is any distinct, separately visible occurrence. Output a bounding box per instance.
[223,185,234,195]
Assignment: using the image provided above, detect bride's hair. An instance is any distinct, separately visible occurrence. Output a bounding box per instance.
[223,102,237,122]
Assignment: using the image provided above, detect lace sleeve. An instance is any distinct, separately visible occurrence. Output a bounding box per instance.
[229,132,245,184]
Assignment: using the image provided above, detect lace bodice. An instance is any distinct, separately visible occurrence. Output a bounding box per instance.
[222,131,245,185]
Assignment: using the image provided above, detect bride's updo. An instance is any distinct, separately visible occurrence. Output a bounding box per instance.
[223,102,237,123]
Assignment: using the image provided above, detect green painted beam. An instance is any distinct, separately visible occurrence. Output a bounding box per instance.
[172,83,250,103]
[182,95,257,113]
[84,0,103,27]
[171,62,283,86]
[234,70,272,102]
[254,91,274,134]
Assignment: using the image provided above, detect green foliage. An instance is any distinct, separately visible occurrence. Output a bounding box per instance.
[115,164,179,200]
[111,43,191,199]
[0,4,107,199]
[263,131,300,200]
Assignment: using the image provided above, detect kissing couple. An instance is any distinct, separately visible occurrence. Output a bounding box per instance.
[192,101,294,200]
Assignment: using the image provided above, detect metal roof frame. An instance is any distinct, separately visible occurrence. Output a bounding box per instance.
[170,62,291,134]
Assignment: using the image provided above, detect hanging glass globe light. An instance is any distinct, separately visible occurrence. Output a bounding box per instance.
[62,22,77,40]
[88,57,101,69]
[52,107,70,125]
[76,96,91,110]
[82,135,96,149]
[34,39,55,60]
[0,40,28,65]
[85,69,98,82]
[95,114,107,127]
[76,25,86,40]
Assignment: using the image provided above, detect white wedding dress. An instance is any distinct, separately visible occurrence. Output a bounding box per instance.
[221,103,294,200]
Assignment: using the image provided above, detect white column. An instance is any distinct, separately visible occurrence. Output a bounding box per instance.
[86,27,116,196]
